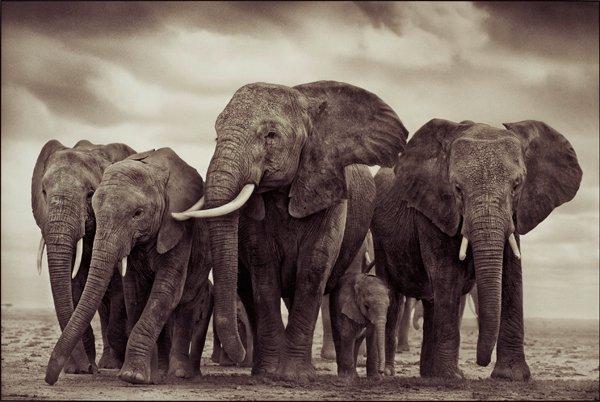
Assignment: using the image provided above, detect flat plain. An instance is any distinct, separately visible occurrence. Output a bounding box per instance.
[1,306,598,400]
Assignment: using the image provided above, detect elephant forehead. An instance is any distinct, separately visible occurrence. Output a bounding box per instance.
[103,161,164,192]
[451,131,524,179]
[216,83,304,131]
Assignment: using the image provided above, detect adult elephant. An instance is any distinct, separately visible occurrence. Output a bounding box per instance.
[372,119,581,380]
[173,81,407,382]
[32,140,134,373]
[45,148,214,385]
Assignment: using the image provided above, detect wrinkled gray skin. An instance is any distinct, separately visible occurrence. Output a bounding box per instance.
[333,272,389,379]
[211,293,254,367]
[321,231,374,360]
[45,148,213,385]
[413,286,479,331]
[372,119,582,380]
[32,140,134,374]
[189,81,407,382]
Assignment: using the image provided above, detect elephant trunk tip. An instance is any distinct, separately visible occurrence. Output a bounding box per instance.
[476,341,494,367]
[45,353,65,385]
[215,315,246,363]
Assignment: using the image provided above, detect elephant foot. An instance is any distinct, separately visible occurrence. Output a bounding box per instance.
[320,347,336,360]
[119,355,154,384]
[383,363,395,376]
[64,355,98,374]
[337,367,357,379]
[98,348,123,370]
[168,354,194,379]
[491,358,531,381]
[252,354,279,376]
[366,371,384,381]
[276,358,316,384]
[396,342,410,353]
[427,363,464,379]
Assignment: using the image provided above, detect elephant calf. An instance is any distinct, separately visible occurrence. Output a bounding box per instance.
[332,272,389,379]
[45,148,214,385]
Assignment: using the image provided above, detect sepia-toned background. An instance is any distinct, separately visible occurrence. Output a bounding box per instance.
[1,1,598,320]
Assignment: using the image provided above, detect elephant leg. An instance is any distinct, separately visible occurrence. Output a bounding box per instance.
[277,206,346,384]
[396,296,414,352]
[430,287,463,378]
[70,275,97,371]
[383,290,400,375]
[99,271,126,369]
[419,298,435,377]
[353,331,366,367]
[119,262,185,384]
[167,304,194,379]
[330,291,355,379]
[250,261,285,375]
[320,295,336,360]
[365,324,381,379]
[492,238,530,381]
[190,284,213,373]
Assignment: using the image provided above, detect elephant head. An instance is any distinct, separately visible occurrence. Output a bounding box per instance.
[395,119,582,366]
[172,81,408,363]
[45,147,203,384]
[31,140,134,354]
[341,273,390,373]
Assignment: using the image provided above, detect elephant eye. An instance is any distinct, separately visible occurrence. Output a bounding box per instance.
[86,189,95,199]
[133,208,143,218]
[42,189,47,199]
[454,184,462,196]
[266,131,277,139]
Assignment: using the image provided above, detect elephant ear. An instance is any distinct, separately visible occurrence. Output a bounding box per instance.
[31,140,67,228]
[503,120,582,234]
[339,276,367,325]
[395,119,466,236]
[138,148,204,254]
[74,140,136,169]
[289,81,408,218]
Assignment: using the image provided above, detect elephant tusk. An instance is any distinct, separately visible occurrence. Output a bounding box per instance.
[508,233,521,260]
[459,236,468,261]
[171,184,255,221]
[37,236,45,276]
[71,238,83,279]
[120,257,128,277]
[182,196,205,213]
[364,251,372,265]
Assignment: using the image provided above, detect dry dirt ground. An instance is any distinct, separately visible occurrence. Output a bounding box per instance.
[1,306,598,400]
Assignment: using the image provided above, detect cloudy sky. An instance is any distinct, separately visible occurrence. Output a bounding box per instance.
[1,1,598,319]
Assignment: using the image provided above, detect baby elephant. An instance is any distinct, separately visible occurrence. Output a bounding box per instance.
[332,272,390,379]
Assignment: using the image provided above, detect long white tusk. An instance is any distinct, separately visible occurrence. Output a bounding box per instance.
[71,238,83,279]
[119,257,128,277]
[171,184,255,221]
[508,233,521,260]
[364,251,372,265]
[182,196,205,213]
[459,236,469,261]
[37,236,46,276]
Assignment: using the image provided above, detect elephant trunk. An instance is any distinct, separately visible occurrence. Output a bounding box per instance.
[203,133,256,363]
[44,200,90,368]
[374,318,386,373]
[468,209,506,367]
[45,237,117,385]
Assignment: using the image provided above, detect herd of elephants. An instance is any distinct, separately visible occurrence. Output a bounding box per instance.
[31,81,582,387]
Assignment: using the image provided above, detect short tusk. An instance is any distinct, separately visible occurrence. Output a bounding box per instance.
[37,236,45,276]
[459,236,468,261]
[364,251,372,265]
[171,184,255,221]
[120,257,128,277]
[71,238,83,279]
[182,196,205,213]
[508,233,521,259]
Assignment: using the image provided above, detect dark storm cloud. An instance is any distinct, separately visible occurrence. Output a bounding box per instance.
[354,2,403,34]
[0,1,309,39]
[475,1,599,62]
